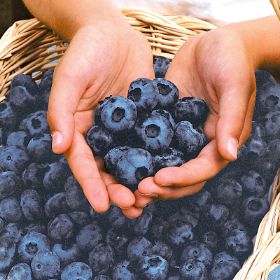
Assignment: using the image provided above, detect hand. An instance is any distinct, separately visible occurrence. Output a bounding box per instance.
[124,24,257,217]
[47,19,154,213]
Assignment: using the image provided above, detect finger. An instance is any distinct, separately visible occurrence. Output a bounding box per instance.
[154,140,227,187]
[65,131,110,212]
[48,55,87,154]
[215,79,255,161]
[122,207,143,219]
[134,190,156,209]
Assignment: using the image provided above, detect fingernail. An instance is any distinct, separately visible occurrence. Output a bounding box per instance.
[227,138,238,159]
[52,131,63,149]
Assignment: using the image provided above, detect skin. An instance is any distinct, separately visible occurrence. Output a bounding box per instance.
[23,0,280,218]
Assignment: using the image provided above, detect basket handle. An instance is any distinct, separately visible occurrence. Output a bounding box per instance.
[270,0,280,20]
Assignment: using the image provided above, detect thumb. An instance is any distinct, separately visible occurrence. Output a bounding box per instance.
[47,65,86,154]
[216,83,254,161]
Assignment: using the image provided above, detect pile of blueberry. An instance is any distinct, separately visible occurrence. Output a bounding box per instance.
[0,56,278,280]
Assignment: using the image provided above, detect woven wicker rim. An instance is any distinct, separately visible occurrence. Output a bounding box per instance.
[0,7,280,280]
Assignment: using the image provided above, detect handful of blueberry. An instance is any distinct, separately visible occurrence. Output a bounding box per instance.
[86,76,209,191]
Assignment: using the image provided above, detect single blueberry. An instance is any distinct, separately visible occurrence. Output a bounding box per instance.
[203,204,230,229]
[53,243,80,268]
[240,170,266,197]
[167,223,195,247]
[7,130,30,148]
[130,211,153,236]
[44,192,69,218]
[220,218,246,239]
[174,121,207,159]
[105,228,129,257]
[149,216,169,241]
[127,237,153,262]
[86,125,114,156]
[151,241,173,261]
[0,101,17,130]
[153,56,171,78]
[154,78,179,109]
[201,231,219,252]
[7,263,32,280]
[0,146,29,174]
[104,146,130,173]
[0,171,21,200]
[68,211,91,228]
[112,260,136,280]
[151,109,176,129]
[107,206,129,230]
[264,111,280,140]
[189,190,212,213]
[100,96,137,132]
[20,189,43,221]
[76,223,103,252]
[47,214,75,242]
[173,97,209,126]
[181,242,213,269]
[18,232,50,263]
[61,261,92,280]
[38,69,53,109]
[31,250,60,280]
[0,197,22,222]
[88,243,115,274]
[179,259,208,280]
[0,223,23,243]
[139,255,169,280]
[128,78,159,112]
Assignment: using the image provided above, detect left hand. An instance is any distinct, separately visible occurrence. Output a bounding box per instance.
[123,24,257,218]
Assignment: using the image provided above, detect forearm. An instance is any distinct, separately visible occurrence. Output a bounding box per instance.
[23,0,125,40]
[229,16,280,69]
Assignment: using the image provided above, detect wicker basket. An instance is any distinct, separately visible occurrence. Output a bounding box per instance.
[0,7,280,280]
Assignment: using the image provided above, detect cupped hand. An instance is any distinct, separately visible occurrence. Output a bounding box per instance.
[125,24,258,217]
[47,19,154,213]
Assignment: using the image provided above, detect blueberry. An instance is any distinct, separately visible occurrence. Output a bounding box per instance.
[128,78,159,112]
[9,86,37,114]
[19,111,49,137]
[127,237,153,262]
[112,260,136,280]
[104,146,130,173]
[22,162,49,189]
[68,211,91,228]
[189,190,212,213]
[0,146,29,174]
[0,197,22,222]
[151,241,173,261]
[240,170,266,197]
[7,130,30,148]
[88,243,115,274]
[76,223,103,252]
[201,231,219,252]
[211,179,243,209]
[114,148,154,191]
[241,196,269,228]
[10,73,39,97]
[100,96,137,132]
[86,125,114,156]
[154,78,179,109]
[61,262,92,280]
[203,204,230,229]
[0,101,17,130]
[47,214,75,242]
[18,232,50,263]
[139,255,169,280]
[130,211,153,236]
[135,115,174,152]
[153,56,171,78]
[64,176,89,210]
[225,229,253,259]
[173,97,209,127]
[151,109,176,129]
[266,139,280,165]
[221,218,246,238]
[23,223,46,235]
[0,223,23,243]
[106,206,128,230]
[167,211,198,229]
[153,147,185,172]
[0,237,16,272]
[251,121,266,139]
[174,121,207,159]
[167,223,195,247]
[0,171,21,200]
[149,216,169,241]
[31,250,60,280]
[44,192,69,218]
[43,161,70,191]
[52,243,80,268]
[38,69,53,109]
[94,96,112,126]
[179,259,208,280]
[181,242,213,269]
[264,111,280,140]
[105,228,129,258]
[20,189,43,221]
[176,208,200,228]
[210,251,240,280]
[7,263,32,280]
[27,133,55,162]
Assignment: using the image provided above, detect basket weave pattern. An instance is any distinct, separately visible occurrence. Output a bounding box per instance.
[0,7,280,280]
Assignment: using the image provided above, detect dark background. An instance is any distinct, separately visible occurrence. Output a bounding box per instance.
[0,0,31,36]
